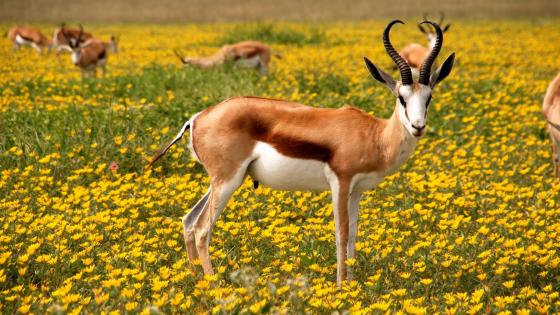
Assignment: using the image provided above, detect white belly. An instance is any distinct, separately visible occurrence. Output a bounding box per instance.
[235,55,261,69]
[352,172,385,192]
[15,35,32,46]
[248,142,330,191]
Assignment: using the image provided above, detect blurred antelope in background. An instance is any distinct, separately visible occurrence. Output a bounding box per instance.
[52,23,93,53]
[543,73,560,178]
[63,26,108,78]
[150,20,455,285]
[400,13,451,76]
[174,40,280,75]
[103,35,119,53]
[8,26,51,54]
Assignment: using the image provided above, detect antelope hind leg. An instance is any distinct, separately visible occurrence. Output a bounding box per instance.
[182,189,211,263]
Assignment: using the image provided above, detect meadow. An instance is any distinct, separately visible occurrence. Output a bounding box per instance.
[1,20,560,314]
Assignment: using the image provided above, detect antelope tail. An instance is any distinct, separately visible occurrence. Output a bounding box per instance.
[147,119,192,168]
[173,48,186,64]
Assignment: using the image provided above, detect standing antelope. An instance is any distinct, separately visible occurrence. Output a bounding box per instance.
[52,23,93,53]
[7,26,52,54]
[174,40,280,76]
[149,20,454,285]
[543,73,560,177]
[400,13,451,76]
[63,26,108,78]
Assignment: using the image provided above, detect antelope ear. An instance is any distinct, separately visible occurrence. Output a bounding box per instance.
[443,24,451,32]
[430,52,455,88]
[364,57,397,95]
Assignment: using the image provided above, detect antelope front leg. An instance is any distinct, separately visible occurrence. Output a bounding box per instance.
[346,190,362,280]
[330,176,351,286]
[31,42,41,54]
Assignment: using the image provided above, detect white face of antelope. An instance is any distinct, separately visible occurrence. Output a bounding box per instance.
[71,47,81,65]
[397,84,432,137]
[365,20,455,139]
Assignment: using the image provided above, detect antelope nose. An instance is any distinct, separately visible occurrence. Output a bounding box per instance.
[411,124,425,131]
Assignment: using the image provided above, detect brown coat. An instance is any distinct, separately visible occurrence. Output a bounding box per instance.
[399,44,429,69]
[192,96,405,183]
[8,27,51,46]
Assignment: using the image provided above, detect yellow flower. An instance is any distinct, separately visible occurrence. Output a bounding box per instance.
[420,278,432,285]
[503,280,515,289]
[125,302,138,311]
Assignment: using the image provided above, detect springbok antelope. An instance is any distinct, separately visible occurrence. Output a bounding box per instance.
[103,35,119,53]
[63,26,108,78]
[52,23,93,53]
[174,40,280,76]
[149,20,454,285]
[543,73,560,178]
[7,26,51,54]
[400,13,451,76]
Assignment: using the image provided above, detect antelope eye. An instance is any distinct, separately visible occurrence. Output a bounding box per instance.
[426,95,432,107]
[398,96,407,107]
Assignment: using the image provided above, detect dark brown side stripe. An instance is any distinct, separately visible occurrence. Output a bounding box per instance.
[249,120,332,162]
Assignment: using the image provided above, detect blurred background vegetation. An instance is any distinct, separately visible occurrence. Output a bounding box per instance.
[1,0,559,22]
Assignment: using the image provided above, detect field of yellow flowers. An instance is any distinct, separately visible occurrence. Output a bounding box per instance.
[1,20,560,314]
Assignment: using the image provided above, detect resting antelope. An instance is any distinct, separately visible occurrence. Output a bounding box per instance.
[7,26,51,54]
[52,23,93,53]
[63,26,108,78]
[149,20,455,285]
[174,40,279,76]
[400,13,451,76]
[543,73,560,178]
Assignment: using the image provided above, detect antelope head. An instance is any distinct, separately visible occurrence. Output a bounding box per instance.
[63,24,86,65]
[364,20,455,137]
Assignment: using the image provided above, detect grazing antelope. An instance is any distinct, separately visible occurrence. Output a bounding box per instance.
[174,40,280,76]
[63,26,108,78]
[400,13,451,76]
[52,23,93,53]
[7,26,51,54]
[543,73,560,178]
[149,20,454,285]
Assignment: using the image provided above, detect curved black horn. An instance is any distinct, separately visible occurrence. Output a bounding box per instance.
[383,20,413,85]
[77,24,84,44]
[418,21,443,85]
